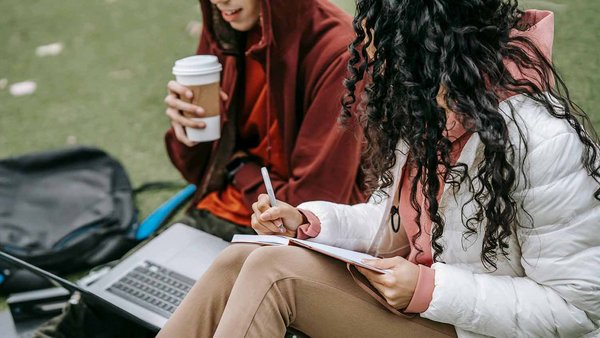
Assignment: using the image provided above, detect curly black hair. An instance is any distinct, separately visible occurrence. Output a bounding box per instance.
[342,0,600,269]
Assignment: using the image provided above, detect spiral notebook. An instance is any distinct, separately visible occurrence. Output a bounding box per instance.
[231,235,389,274]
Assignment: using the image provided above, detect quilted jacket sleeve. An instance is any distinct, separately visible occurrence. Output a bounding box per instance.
[297,195,388,253]
[422,131,600,337]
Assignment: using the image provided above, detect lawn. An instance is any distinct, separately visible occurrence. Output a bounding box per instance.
[0,0,598,311]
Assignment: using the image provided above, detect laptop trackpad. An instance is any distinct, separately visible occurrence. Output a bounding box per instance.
[163,239,227,281]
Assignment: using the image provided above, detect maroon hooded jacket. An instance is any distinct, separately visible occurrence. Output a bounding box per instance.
[165,0,364,211]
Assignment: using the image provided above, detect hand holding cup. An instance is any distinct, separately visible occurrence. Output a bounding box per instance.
[165,81,206,146]
[167,55,223,146]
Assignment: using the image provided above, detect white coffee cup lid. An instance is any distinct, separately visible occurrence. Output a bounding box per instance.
[172,55,222,76]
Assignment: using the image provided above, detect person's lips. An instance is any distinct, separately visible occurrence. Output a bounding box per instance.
[220,8,242,21]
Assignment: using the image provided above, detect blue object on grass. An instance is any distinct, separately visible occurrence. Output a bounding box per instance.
[135,184,197,240]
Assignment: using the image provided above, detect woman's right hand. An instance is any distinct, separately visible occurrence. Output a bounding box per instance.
[251,194,305,237]
[164,80,209,147]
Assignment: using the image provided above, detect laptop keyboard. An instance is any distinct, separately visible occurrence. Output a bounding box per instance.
[106,261,195,318]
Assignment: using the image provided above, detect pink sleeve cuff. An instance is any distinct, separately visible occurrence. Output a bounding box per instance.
[295,209,321,240]
[404,265,435,313]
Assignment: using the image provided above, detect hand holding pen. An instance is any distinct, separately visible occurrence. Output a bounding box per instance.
[261,167,286,232]
[250,167,304,236]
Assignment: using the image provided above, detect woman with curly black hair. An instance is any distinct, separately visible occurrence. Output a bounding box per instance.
[158,1,600,337]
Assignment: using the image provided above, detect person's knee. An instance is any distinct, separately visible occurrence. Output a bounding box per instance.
[241,246,308,278]
[211,244,260,273]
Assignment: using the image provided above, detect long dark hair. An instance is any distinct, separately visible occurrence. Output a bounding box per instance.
[342,0,600,269]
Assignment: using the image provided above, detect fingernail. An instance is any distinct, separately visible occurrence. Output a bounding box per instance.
[196,108,204,114]
[279,227,285,233]
[196,123,206,128]
[186,91,193,98]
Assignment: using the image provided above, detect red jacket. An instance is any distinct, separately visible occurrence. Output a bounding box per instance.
[165,0,365,208]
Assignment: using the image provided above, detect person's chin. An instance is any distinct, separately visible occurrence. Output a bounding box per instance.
[229,21,253,32]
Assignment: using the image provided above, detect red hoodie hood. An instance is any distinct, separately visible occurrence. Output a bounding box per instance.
[197,0,320,57]
[196,0,355,157]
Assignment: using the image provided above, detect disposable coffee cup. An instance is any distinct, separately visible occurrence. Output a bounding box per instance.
[172,55,223,142]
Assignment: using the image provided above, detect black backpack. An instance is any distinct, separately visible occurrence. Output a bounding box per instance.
[0,146,177,294]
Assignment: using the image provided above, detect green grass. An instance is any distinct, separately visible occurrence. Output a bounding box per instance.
[0,0,598,311]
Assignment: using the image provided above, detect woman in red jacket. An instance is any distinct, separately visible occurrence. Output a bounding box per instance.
[163,0,365,241]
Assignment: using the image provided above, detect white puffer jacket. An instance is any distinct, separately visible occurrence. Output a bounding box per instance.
[298,94,600,337]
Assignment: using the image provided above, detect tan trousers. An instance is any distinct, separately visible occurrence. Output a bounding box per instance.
[157,244,457,338]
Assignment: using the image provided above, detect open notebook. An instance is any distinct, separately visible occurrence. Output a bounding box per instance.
[232,235,389,274]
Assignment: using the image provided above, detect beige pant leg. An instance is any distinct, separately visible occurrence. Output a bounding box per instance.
[221,245,456,337]
[157,244,261,338]
[158,244,456,338]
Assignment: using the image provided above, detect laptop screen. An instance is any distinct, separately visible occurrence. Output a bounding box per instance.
[0,251,82,294]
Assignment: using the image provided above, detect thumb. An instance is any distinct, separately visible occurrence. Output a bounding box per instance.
[362,257,404,269]
[260,206,283,221]
[260,207,290,229]
[220,90,229,101]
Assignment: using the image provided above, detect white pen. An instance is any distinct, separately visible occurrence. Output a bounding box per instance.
[260,167,285,233]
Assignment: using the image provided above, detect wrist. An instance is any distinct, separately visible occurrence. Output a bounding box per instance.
[284,228,298,238]
[404,265,435,313]
[295,209,322,240]
[297,209,308,225]
[283,210,303,238]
